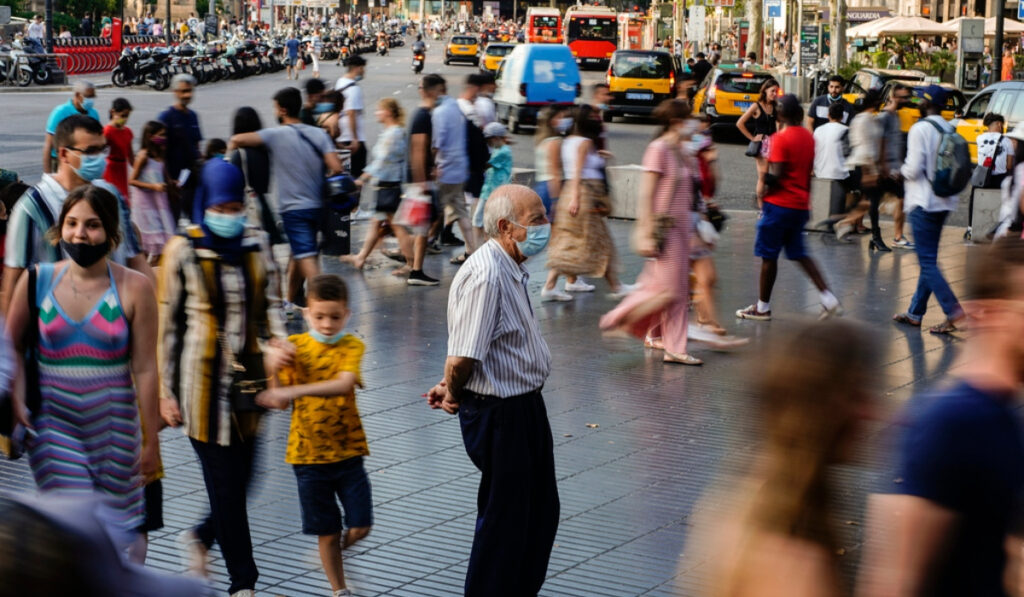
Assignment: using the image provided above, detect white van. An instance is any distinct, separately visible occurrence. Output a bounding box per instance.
[494,44,581,133]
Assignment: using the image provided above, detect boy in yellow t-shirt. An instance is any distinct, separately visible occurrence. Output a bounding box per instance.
[256,274,369,597]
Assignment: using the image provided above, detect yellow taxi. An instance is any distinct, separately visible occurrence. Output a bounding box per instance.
[877,81,966,135]
[603,49,681,123]
[482,43,515,73]
[445,35,480,66]
[692,65,774,131]
[952,80,1024,162]
[841,68,927,104]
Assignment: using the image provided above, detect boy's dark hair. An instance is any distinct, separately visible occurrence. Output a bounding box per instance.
[984,112,1006,127]
[55,114,103,149]
[347,54,366,68]
[110,97,133,113]
[304,77,326,97]
[204,138,227,160]
[308,274,349,303]
[273,86,303,118]
[828,74,845,86]
[828,102,845,121]
[422,73,446,93]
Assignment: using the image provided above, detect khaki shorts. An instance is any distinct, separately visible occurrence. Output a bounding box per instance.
[438,182,468,223]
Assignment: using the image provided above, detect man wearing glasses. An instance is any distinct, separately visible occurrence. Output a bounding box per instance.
[1,114,151,313]
[878,83,914,249]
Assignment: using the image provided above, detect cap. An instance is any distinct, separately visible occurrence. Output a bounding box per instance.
[777,93,801,112]
[483,122,508,138]
[0,492,213,596]
[916,84,948,106]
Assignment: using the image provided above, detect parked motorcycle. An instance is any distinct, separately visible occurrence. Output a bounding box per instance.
[111,46,170,90]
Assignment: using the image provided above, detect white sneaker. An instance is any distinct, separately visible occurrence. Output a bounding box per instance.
[540,287,573,302]
[333,590,353,597]
[177,530,208,578]
[607,283,638,299]
[230,591,255,597]
[564,279,596,292]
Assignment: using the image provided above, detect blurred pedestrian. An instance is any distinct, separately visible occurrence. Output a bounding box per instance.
[835,88,886,251]
[806,75,853,130]
[472,122,514,244]
[737,78,779,203]
[228,107,285,247]
[859,237,1024,597]
[42,81,99,175]
[158,75,203,222]
[102,98,134,198]
[533,106,571,218]
[812,102,851,220]
[878,83,913,248]
[129,120,175,265]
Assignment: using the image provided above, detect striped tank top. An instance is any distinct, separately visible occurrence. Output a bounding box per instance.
[27,262,143,529]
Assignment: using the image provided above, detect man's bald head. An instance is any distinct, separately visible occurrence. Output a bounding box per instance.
[483,184,545,238]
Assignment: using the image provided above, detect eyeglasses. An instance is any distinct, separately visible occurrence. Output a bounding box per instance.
[66,146,110,157]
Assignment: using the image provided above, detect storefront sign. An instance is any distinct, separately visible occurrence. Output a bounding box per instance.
[800,24,819,66]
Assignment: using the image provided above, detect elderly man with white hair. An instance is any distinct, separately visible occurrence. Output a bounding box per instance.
[158,74,203,221]
[426,184,560,597]
[42,80,98,174]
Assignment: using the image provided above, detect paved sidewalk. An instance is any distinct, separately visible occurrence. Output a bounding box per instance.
[0,212,975,596]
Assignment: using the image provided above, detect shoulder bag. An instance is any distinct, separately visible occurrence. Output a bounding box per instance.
[289,125,360,213]
[0,266,42,459]
[971,134,1004,189]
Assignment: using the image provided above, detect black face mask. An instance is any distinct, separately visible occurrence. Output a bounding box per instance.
[60,240,109,268]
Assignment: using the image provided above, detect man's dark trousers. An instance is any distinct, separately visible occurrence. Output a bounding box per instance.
[459,391,560,597]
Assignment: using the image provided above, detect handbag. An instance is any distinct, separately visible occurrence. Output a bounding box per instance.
[971,134,1005,188]
[374,183,402,213]
[744,140,762,157]
[217,330,268,414]
[289,125,360,212]
[705,203,728,232]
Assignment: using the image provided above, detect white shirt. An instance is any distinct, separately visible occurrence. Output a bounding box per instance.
[901,115,959,213]
[334,76,365,142]
[813,122,849,180]
[977,132,1014,175]
[27,21,44,39]
[447,240,551,398]
[457,97,482,127]
[474,96,496,127]
[846,110,881,169]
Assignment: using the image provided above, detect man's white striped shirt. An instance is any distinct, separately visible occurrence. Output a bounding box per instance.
[447,240,552,398]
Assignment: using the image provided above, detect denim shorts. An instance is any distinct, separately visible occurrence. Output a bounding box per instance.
[280,208,324,259]
[293,457,373,536]
[754,201,810,261]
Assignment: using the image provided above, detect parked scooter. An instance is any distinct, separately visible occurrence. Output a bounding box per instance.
[111,46,170,90]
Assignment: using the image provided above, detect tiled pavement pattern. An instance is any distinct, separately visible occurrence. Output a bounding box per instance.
[0,212,977,596]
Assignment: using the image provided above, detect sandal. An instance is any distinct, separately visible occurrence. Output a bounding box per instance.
[663,351,703,366]
[450,252,469,265]
[644,336,664,350]
[892,313,921,327]
[929,318,963,335]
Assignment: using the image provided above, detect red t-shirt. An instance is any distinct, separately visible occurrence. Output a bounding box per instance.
[764,124,814,211]
[102,124,133,198]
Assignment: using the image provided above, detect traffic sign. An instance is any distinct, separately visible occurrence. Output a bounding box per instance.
[766,0,781,18]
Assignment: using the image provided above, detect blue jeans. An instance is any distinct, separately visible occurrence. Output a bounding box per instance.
[908,208,963,322]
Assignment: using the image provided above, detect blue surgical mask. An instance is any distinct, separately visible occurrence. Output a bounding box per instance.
[309,327,346,345]
[203,209,247,238]
[690,133,708,152]
[354,74,364,82]
[81,98,94,112]
[555,118,572,134]
[597,103,609,111]
[73,153,107,182]
[513,222,551,257]
[314,101,335,114]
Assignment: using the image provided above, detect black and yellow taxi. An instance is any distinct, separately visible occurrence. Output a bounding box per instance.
[692,65,774,131]
[953,80,1024,162]
[482,43,515,73]
[445,35,480,66]
[877,80,965,133]
[841,68,927,103]
[603,49,681,122]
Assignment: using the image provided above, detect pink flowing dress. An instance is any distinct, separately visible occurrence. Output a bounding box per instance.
[600,139,693,355]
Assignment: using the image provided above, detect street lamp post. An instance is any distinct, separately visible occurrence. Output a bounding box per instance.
[994,0,1006,83]
[45,0,53,52]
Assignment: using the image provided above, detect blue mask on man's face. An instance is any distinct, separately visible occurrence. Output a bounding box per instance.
[512,221,551,257]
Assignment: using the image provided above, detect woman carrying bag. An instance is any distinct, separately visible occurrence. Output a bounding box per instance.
[737,78,780,204]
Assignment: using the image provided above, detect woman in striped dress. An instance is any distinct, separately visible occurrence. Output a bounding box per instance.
[6,184,161,531]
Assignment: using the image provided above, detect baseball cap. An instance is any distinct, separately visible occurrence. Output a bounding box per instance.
[483,122,508,138]
[915,84,948,106]
[777,93,801,113]
[0,492,213,596]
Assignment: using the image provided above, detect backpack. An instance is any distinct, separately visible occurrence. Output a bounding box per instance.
[925,118,971,197]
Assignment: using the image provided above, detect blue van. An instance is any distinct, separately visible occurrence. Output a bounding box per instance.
[494,44,582,133]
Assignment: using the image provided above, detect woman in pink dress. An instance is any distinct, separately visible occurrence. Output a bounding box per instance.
[600,100,700,365]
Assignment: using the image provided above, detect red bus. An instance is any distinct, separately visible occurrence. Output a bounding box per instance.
[526,7,562,44]
[563,5,617,69]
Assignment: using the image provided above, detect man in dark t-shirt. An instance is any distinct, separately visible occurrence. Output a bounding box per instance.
[399,73,444,287]
[158,75,202,221]
[859,237,1024,597]
[806,75,853,130]
[690,53,712,86]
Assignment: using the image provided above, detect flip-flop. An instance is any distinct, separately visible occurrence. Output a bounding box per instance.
[892,313,921,327]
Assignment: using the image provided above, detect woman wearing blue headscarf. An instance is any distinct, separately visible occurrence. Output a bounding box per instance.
[157,159,291,596]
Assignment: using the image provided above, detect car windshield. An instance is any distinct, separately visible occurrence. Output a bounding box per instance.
[612,53,673,78]
[452,37,476,45]
[567,17,616,41]
[718,74,769,93]
[532,16,558,28]
[487,45,513,56]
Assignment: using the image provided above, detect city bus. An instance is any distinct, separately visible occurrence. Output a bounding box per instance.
[563,5,617,69]
[526,7,562,44]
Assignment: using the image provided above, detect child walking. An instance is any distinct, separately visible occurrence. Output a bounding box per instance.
[472,121,514,243]
[257,275,371,597]
[103,98,134,198]
[129,120,176,264]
